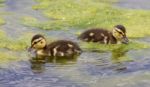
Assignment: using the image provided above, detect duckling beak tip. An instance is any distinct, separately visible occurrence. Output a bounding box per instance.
[122,37,129,44]
[28,47,33,52]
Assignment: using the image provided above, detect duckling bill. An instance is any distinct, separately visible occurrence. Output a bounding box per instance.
[29,34,82,57]
[78,25,129,44]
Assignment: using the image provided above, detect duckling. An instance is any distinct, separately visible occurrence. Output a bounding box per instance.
[29,34,82,57]
[78,25,129,44]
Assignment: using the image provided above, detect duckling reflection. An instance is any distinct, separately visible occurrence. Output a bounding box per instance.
[47,55,78,65]
[29,54,78,73]
[30,57,46,73]
[111,47,132,71]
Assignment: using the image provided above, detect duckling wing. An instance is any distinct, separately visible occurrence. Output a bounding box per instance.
[47,40,81,56]
[79,28,110,44]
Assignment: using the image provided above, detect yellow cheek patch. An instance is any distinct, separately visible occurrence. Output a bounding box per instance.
[117,34,123,40]
[113,31,123,39]
[40,39,46,44]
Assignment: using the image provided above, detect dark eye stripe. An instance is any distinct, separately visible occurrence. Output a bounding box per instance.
[115,30,124,35]
[33,40,42,45]
[118,31,123,34]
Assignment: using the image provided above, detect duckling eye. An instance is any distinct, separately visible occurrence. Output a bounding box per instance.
[33,42,37,44]
[40,41,43,44]
[118,31,123,35]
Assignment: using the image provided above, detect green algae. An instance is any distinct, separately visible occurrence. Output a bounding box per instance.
[22,0,150,38]
[80,41,150,52]
[0,31,32,51]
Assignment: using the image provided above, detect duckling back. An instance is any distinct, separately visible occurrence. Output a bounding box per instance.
[46,40,82,57]
[78,28,117,44]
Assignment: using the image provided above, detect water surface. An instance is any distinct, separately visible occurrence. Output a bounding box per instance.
[0,0,150,87]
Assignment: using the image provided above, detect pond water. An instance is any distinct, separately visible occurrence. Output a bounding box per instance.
[116,0,150,10]
[0,0,150,87]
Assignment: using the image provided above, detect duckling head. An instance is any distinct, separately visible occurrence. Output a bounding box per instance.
[112,25,129,44]
[30,34,47,50]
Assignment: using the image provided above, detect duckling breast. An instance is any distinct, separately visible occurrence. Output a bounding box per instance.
[47,40,82,57]
[78,28,110,44]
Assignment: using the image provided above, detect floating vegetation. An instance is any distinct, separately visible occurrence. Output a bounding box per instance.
[0,50,18,65]
[21,16,39,27]
[20,0,150,38]
[0,0,5,3]
[0,31,31,51]
[0,17,5,25]
[21,16,65,30]
[0,0,5,7]
[0,32,36,64]
[80,40,150,63]
[80,41,150,52]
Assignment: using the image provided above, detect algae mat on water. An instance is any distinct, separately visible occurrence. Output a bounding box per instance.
[21,0,150,38]
[0,30,31,51]
[0,30,30,64]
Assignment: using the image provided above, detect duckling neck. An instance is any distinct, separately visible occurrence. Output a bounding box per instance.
[36,45,49,56]
[43,45,49,53]
[43,45,47,50]
[109,32,117,44]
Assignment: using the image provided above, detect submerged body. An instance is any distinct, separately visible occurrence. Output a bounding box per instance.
[29,34,82,57]
[78,25,129,44]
